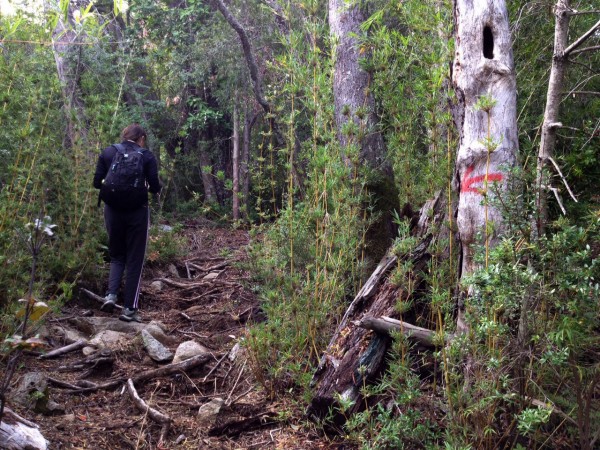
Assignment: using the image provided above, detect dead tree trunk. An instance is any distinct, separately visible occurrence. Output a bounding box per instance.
[453,0,518,279]
[308,193,449,423]
[534,1,599,237]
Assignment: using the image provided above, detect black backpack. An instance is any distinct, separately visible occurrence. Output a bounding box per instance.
[99,144,148,210]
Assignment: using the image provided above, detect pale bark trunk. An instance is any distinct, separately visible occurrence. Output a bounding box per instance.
[453,0,518,278]
[534,1,600,237]
[241,110,259,221]
[534,0,570,238]
[232,103,240,221]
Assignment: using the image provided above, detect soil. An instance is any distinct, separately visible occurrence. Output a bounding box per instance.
[7,222,346,449]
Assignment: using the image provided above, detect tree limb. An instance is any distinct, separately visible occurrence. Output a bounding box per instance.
[563,18,600,56]
[208,0,269,113]
[356,316,447,347]
[570,45,600,56]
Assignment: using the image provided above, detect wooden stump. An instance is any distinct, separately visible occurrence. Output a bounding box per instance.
[308,192,450,424]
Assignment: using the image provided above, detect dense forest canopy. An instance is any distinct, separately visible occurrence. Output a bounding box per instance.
[0,0,598,448]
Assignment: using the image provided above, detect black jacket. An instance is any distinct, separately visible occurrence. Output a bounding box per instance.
[93,141,162,207]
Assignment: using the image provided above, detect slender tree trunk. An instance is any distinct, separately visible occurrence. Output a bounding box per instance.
[533,1,600,237]
[199,149,218,204]
[452,0,519,328]
[329,0,398,264]
[534,0,570,238]
[232,102,240,221]
[241,109,259,221]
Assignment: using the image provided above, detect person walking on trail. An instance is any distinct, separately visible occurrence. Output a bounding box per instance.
[93,124,162,323]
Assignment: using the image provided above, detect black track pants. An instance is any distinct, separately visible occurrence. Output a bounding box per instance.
[104,204,149,310]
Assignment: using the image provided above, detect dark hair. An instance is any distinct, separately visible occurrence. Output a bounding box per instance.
[121,124,147,142]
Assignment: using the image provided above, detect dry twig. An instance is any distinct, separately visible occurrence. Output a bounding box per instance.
[127,379,171,445]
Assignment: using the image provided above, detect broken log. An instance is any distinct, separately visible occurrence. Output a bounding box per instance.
[308,192,450,424]
[356,316,448,347]
[0,407,48,450]
[48,353,212,393]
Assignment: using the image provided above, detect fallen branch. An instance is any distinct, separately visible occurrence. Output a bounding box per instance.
[187,261,229,273]
[225,361,246,406]
[127,379,171,445]
[202,351,230,383]
[80,288,123,310]
[39,339,87,359]
[49,354,212,393]
[156,278,208,289]
[356,316,447,347]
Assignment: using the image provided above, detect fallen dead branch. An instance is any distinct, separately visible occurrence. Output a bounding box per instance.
[127,379,171,444]
[49,354,212,394]
[355,316,449,347]
[225,361,246,406]
[156,278,208,289]
[184,256,226,264]
[157,278,242,293]
[184,288,223,302]
[202,351,230,383]
[39,339,87,359]
[81,288,123,310]
[187,261,229,273]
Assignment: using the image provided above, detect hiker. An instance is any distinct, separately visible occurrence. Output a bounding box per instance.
[93,124,162,322]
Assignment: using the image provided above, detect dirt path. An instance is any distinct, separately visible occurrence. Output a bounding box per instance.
[12,223,339,449]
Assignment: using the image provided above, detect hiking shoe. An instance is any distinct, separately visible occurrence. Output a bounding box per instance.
[100,293,118,312]
[119,308,142,323]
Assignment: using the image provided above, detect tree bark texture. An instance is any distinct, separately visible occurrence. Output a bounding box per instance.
[329,0,389,175]
[308,193,449,423]
[534,0,570,237]
[0,408,48,450]
[534,1,600,237]
[453,0,518,277]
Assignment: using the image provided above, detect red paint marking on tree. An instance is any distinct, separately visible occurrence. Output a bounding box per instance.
[461,166,503,194]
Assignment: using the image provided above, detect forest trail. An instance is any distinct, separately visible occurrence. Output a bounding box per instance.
[13,223,335,449]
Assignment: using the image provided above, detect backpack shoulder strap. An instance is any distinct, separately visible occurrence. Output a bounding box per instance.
[112,143,126,153]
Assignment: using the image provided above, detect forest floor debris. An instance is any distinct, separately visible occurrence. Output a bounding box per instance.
[7,224,342,449]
